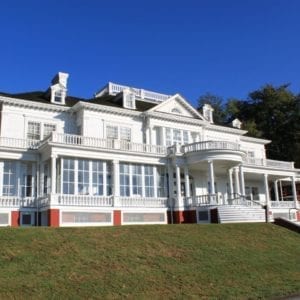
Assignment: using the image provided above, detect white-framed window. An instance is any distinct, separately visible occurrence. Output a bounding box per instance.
[106,125,131,142]
[27,122,41,140]
[164,128,190,146]
[62,159,112,196]
[120,127,131,141]
[92,161,103,195]
[124,93,136,109]
[120,164,130,197]
[132,164,142,196]
[43,124,56,139]
[3,161,16,196]
[21,163,33,197]
[157,166,167,197]
[145,166,154,197]
[106,125,118,139]
[54,90,63,103]
[78,160,89,195]
[63,159,75,194]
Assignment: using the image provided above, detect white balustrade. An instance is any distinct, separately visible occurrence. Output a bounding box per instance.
[0,197,36,207]
[50,133,167,155]
[182,141,241,154]
[0,137,39,150]
[53,195,113,207]
[270,201,295,208]
[119,197,168,207]
[243,157,294,169]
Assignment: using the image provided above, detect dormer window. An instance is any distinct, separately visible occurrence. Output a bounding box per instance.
[123,88,136,109]
[54,90,63,103]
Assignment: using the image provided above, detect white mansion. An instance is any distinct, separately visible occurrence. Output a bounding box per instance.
[0,72,299,227]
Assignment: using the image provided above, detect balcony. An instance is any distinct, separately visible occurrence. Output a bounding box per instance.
[243,157,294,170]
[0,137,39,150]
[47,133,167,156]
[182,141,241,154]
[270,201,296,208]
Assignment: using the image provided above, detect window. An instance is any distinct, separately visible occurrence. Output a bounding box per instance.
[173,129,181,144]
[3,161,16,196]
[166,128,172,146]
[124,93,136,109]
[63,159,75,194]
[27,122,41,140]
[144,166,154,197]
[106,163,112,195]
[132,164,142,196]
[120,164,130,196]
[92,161,103,195]
[54,90,63,103]
[120,127,131,141]
[171,108,181,114]
[106,125,118,139]
[183,131,189,144]
[21,163,33,197]
[157,166,167,197]
[43,163,50,195]
[43,124,56,139]
[78,160,89,195]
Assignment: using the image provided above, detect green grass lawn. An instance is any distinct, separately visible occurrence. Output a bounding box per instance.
[0,223,299,299]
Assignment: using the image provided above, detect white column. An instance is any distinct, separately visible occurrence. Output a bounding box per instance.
[51,155,57,194]
[103,162,107,196]
[228,168,234,197]
[39,162,44,197]
[32,163,36,197]
[274,180,279,202]
[208,160,215,194]
[161,127,166,146]
[184,165,190,198]
[149,126,153,145]
[153,166,158,198]
[175,164,183,207]
[264,174,270,222]
[113,160,119,198]
[291,176,298,208]
[167,164,174,199]
[239,165,245,196]
[234,167,240,195]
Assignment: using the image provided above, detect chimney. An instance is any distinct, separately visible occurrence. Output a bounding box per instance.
[203,104,214,123]
[232,118,242,129]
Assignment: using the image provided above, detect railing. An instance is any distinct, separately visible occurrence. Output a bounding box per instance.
[182,141,241,154]
[118,197,168,208]
[49,133,167,155]
[53,195,113,207]
[270,201,295,208]
[185,193,261,207]
[107,82,171,103]
[0,137,40,150]
[0,197,36,207]
[243,157,294,169]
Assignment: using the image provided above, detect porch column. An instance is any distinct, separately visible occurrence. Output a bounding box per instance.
[208,160,215,194]
[234,167,240,195]
[184,165,190,198]
[51,155,57,194]
[291,176,298,208]
[264,174,270,222]
[39,163,45,197]
[274,180,279,202]
[239,165,245,196]
[228,168,234,197]
[113,160,120,207]
[175,164,182,207]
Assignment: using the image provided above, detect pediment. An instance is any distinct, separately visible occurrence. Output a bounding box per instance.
[147,94,205,120]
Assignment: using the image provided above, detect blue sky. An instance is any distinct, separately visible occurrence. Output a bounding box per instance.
[0,0,299,106]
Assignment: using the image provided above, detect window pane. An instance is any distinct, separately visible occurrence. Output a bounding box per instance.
[120,127,131,141]
[106,125,118,139]
[27,122,41,140]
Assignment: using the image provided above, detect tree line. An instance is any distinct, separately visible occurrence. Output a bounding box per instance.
[197,84,300,167]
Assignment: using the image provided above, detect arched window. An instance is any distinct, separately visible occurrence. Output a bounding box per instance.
[171,108,181,114]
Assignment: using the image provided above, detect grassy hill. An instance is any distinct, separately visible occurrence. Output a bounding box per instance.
[0,223,299,299]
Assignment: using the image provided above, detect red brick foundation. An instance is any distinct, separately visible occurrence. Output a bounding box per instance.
[167,210,197,224]
[11,211,20,227]
[113,210,122,226]
[48,209,60,227]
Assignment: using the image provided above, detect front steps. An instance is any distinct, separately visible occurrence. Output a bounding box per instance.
[217,205,266,223]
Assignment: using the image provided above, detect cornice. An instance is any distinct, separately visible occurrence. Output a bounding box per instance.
[0,95,69,112]
[240,135,271,144]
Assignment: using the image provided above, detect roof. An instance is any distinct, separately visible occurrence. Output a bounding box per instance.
[0,91,158,112]
[0,91,84,107]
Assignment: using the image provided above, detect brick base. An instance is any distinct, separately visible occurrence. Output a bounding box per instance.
[113,210,122,226]
[11,211,20,227]
[48,209,60,227]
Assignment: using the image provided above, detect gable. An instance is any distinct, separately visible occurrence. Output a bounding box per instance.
[147,94,205,120]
